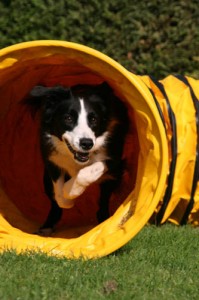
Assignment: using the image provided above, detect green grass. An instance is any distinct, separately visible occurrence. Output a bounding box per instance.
[0,224,199,300]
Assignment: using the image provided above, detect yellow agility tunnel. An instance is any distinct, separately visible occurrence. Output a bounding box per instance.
[0,40,198,259]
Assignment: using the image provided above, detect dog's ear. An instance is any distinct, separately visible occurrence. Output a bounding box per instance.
[30,85,72,108]
[27,85,72,121]
[99,82,112,92]
[30,86,50,98]
[95,82,113,96]
[35,86,72,124]
[24,86,50,117]
[27,86,53,110]
[96,82,116,102]
[25,86,49,105]
[30,85,72,100]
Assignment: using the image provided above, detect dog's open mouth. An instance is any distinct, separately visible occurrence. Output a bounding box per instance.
[65,140,89,163]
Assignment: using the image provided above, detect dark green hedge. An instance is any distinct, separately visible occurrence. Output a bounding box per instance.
[0,0,199,78]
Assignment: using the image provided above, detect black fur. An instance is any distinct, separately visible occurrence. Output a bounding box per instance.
[28,83,128,235]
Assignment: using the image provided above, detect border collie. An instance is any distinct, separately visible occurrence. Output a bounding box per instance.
[29,82,128,235]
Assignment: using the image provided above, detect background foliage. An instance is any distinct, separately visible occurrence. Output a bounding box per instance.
[0,0,199,78]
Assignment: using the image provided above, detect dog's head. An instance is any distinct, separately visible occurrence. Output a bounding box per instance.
[30,83,125,164]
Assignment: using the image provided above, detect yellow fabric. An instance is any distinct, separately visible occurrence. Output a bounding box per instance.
[141,75,199,225]
[0,41,168,258]
[0,40,197,258]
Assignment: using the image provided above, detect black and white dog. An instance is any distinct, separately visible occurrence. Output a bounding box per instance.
[29,82,128,235]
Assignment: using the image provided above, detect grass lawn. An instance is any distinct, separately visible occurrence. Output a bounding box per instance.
[0,224,199,300]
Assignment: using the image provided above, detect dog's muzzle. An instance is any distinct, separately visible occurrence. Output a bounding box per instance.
[64,139,90,163]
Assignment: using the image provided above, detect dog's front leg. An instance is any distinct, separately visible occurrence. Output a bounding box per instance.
[38,167,65,235]
[60,161,107,208]
[53,173,75,209]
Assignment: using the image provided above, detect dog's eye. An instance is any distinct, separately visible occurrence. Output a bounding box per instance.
[64,114,73,124]
[88,115,98,126]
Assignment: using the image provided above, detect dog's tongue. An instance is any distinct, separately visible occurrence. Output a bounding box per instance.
[75,151,89,163]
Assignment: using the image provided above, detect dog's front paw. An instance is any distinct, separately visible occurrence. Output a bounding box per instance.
[77,161,107,186]
[62,162,107,200]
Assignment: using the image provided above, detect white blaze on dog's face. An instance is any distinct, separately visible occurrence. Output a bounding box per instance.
[63,99,95,151]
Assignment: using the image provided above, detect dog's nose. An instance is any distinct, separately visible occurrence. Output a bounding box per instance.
[79,138,94,150]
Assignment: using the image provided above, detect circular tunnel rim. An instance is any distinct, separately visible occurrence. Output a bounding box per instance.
[0,40,169,258]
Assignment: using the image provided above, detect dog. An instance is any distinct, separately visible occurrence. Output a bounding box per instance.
[29,82,128,235]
